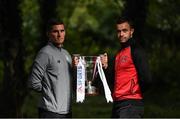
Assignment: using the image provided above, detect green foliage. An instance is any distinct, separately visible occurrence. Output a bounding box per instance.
[147,0,180,31]
[19,0,124,117]
[149,42,180,106]
[22,92,40,117]
[143,1,180,117]
[20,0,41,73]
[56,0,123,56]
[144,86,180,117]
[146,0,180,87]
[1,0,180,117]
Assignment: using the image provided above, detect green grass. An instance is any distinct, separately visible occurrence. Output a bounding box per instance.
[72,95,113,118]
[22,88,180,118]
[143,87,180,118]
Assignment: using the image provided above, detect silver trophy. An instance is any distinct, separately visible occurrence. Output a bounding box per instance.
[84,56,98,95]
[73,54,99,96]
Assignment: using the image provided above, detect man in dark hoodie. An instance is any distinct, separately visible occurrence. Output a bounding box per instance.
[102,17,152,118]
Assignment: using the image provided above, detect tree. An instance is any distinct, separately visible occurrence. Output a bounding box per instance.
[122,0,149,46]
[0,0,27,117]
[38,0,57,48]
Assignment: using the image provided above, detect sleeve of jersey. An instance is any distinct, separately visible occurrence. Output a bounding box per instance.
[133,48,152,92]
[103,55,115,92]
[28,52,49,92]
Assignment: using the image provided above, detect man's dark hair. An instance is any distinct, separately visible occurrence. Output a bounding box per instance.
[116,16,134,28]
[46,18,64,32]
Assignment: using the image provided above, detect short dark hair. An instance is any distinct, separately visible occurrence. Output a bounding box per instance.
[46,18,64,32]
[116,16,134,28]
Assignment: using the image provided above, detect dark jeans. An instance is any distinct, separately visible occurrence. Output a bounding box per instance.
[111,99,144,118]
[38,108,72,118]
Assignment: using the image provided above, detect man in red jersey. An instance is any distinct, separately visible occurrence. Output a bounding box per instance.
[102,17,152,118]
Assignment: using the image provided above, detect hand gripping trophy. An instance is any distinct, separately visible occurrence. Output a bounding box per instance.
[73,53,113,103]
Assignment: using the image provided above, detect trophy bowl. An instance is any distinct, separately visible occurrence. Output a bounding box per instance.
[84,56,99,96]
[73,54,99,96]
[73,54,113,102]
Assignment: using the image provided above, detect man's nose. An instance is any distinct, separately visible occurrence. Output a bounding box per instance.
[120,32,123,36]
[57,31,61,37]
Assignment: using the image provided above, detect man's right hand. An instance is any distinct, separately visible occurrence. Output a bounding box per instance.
[100,53,108,69]
[72,55,79,67]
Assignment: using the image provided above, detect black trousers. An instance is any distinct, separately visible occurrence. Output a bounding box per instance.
[38,108,72,118]
[111,99,144,118]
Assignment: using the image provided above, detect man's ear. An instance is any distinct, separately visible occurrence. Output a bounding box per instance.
[130,28,134,37]
[130,28,134,38]
[131,28,134,34]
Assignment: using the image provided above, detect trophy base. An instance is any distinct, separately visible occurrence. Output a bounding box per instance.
[86,86,99,96]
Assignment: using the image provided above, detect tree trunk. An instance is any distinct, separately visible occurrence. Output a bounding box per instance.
[38,0,57,48]
[122,0,149,46]
[0,0,27,117]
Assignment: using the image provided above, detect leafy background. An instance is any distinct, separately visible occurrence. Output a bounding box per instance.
[0,0,180,117]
